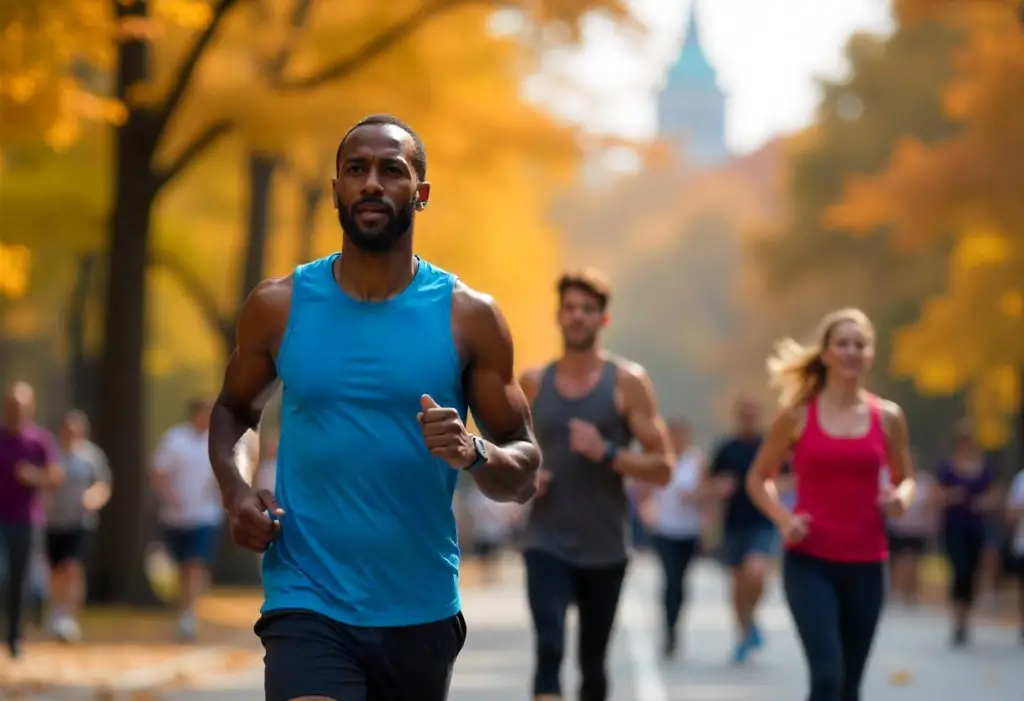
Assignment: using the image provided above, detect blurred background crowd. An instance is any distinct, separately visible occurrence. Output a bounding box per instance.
[0,0,1021,662]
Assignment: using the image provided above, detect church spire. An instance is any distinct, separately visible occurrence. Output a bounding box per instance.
[656,0,728,166]
[666,0,717,88]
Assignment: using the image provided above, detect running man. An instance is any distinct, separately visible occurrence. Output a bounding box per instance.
[208,114,540,701]
[520,269,672,701]
[705,397,776,663]
[0,382,62,658]
[151,398,223,641]
[45,409,112,643]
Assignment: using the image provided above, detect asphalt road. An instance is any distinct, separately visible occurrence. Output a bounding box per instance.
[133,553,1024,701]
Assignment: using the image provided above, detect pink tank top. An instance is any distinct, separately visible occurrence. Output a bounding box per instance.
[788,396,889,562]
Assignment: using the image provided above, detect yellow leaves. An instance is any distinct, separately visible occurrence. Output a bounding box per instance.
[153,0,214,29]
[954,225,1010,270]
[0,242,31,299]
[892,221,1022,446]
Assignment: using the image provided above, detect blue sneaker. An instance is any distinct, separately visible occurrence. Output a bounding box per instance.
[731,639,751,665]
[747,623,764,650]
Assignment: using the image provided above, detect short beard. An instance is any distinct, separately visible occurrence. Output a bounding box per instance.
[563,333,597,353]
[338,196,415,253]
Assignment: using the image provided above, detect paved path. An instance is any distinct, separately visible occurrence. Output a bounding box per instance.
[20,555,1024,700]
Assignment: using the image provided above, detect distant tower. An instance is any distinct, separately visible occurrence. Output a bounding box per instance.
[656,1,728,166]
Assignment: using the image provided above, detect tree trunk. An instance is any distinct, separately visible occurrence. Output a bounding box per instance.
[91,0,161,606]
[67,254,99,417]
[210,152,277,586]
[298,185,322,264]
[93,156,161,606]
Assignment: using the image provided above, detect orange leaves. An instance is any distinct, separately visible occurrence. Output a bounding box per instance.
[0,0,116,145]
[0,242,31,299]
[825,136,970,250]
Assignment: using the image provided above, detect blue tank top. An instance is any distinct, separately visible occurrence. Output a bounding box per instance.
[262,253,465,627]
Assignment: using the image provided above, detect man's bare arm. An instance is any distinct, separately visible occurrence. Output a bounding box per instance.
[461,291,541,504]
[612,364,672,486]
[209,278,290,508]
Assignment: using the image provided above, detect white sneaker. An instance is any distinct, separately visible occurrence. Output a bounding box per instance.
[52,615,82,644]
[176,612,197,642]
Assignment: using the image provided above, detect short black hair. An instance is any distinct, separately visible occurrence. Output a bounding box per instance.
[335,114,427,181]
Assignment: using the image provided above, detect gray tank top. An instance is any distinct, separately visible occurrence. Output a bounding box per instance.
[522,360,634,566]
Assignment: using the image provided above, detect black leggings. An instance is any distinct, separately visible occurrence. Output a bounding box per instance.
[524,549,627,701]
[943,528,985,604]
[0,521,33,655]
[651,535,699,635]
[783,551,886,701]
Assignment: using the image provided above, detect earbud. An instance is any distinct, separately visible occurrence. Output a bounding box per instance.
[413,192,427,211]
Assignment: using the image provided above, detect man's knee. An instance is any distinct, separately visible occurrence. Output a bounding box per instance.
[741,555,771,583]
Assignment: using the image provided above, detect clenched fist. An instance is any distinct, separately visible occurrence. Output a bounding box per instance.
[418,395,475,470]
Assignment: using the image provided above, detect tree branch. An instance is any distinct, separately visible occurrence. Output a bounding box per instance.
[148,249,233,347]
[153,0,242,138]
[264,0,315,76]
[271,0,468,91]
[155,119,234,189]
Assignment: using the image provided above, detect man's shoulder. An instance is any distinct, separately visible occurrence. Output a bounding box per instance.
[24,423,56,449]
[451,281,507,334]
[608,355,652,400]
[160,424,191,444]
[249,275,294,308]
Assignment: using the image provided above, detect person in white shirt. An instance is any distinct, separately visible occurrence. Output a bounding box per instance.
[641,420,704,659]
[1006,467,1024,643]
[150,399,222,641]
[885,460,938,605]
[465,484,520,584]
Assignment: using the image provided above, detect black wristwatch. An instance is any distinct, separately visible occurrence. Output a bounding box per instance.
[464,435,489,472]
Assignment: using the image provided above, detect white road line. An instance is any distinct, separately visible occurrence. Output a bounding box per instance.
[622,568,668,701]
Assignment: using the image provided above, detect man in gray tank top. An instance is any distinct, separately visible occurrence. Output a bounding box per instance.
[519,269,673,701]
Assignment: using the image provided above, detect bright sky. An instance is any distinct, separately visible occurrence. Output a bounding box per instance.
[530,0,895,155]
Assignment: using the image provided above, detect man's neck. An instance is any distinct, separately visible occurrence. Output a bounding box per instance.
[2,420,26,435]
[558,346,605,375]
[337,236,417,302]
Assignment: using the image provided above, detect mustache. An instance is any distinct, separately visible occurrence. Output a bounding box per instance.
[348,197,395,216]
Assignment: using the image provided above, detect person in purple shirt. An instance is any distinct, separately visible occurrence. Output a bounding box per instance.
[935,419,998,647]
[0,381,62,658]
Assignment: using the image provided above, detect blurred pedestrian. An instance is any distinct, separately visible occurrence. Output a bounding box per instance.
[935,419,998,646]
[519,269,672,701]
[465,485,519,584]
[704,397,775,664]
[747,308,914,701]
[643,419,703,659]
[0,381,63,658]
[208,115,538,701]
[1006,465,1024,642]
[44,409,111,643]
[151,398,222,641]
[885,457,937,605]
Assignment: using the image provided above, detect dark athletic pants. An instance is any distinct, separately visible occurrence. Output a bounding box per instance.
[651,535,699,636]
[943,527,985,604]
[783,551,886,701]
[0,521,32,656]
[524,549,627,701]
[257,609,466,701]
